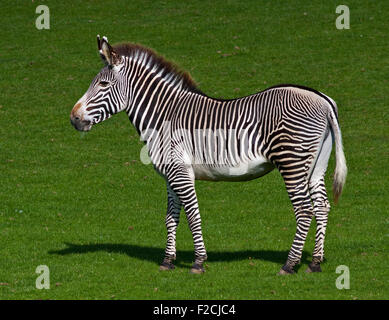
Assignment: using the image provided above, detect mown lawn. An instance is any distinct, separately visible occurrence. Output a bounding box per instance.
[0,0,388,299]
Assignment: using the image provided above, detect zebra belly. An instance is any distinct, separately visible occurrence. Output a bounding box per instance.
[192,156,275,182]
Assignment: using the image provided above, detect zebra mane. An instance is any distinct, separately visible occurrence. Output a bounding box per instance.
[112,43,202,94]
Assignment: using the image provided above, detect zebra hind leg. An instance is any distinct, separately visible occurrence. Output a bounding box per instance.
[306,144,332,272]
[160,184,181,271]
[306,130,332,273]
[279,177,314,275]
[306,179,330,273]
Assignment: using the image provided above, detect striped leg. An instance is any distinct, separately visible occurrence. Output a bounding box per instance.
[167,165,207,274]
[160,183,181,271]
[306,130,332,272]
[306,178,330,273]
[279,178,314,274]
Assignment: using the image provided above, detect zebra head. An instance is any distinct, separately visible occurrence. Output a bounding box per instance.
[70,35,128,131]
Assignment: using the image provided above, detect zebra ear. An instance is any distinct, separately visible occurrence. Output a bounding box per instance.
[97,35,122,66]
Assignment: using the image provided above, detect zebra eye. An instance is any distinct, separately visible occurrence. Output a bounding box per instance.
[99,81,110,88]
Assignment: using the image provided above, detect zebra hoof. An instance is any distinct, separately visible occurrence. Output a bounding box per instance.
[278,265,295,275]
[190,263,205,274]
[159,257,175,271]
[277,269,294,275]
[305,262,322,273]
[159,263,175,271]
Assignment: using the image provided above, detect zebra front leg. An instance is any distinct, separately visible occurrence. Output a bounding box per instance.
[167,166,207,274]
[279,181,314,275]
[183,191,208,274]
[185,200,208,274]
[160,184,181,271]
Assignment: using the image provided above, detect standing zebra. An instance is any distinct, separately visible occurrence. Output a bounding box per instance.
[70,36,347,274]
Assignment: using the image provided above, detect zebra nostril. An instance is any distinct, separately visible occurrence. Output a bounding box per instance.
[74,116,80,121]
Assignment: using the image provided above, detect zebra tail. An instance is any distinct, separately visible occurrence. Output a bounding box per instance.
[327,100,347,205]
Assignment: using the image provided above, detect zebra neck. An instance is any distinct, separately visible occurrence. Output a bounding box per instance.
[125,77,204,136]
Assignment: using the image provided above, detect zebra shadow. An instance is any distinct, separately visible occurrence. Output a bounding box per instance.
[49,243,311,270]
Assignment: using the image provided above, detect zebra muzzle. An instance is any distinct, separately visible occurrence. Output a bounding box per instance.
[70,116,92,132]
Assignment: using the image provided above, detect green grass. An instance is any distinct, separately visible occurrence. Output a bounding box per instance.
[0,0,388,299]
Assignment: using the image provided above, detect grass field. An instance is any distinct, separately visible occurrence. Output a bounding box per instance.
[0,0,388,300]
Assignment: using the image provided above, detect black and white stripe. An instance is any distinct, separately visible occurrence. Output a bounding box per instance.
[71,36,347,274]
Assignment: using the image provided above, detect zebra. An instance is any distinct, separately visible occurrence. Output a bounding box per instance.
[70,35,347,275]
